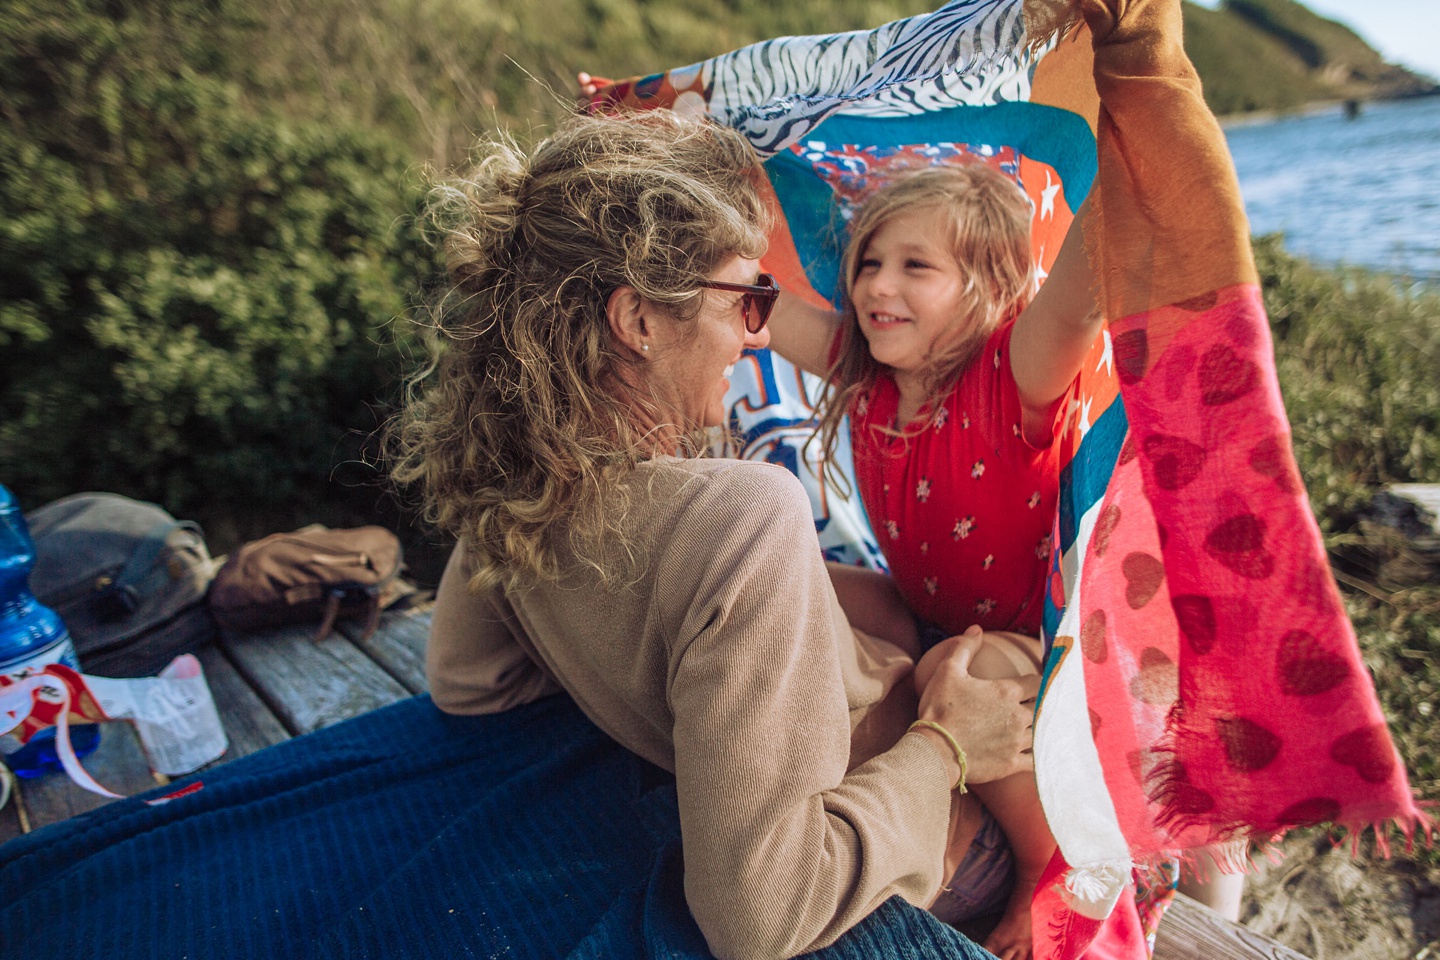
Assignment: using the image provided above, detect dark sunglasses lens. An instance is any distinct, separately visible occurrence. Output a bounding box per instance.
[747,276,778,332]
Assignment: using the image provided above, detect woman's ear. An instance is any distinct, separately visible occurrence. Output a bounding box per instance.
[606,287,651,358]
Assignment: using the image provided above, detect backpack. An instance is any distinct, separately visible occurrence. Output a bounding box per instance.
[207,525,404,641]
[26,493,219,678]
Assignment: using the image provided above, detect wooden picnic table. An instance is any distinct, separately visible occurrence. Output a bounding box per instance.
[0,603,1308,960]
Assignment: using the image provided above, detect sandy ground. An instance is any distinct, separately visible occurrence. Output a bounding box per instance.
[1240,831,1440,960]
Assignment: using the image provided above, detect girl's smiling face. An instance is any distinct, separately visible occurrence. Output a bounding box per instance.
[849,209,974,378]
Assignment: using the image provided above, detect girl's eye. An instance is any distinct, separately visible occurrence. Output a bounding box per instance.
[906,258,931,270]
[857,258,880,271]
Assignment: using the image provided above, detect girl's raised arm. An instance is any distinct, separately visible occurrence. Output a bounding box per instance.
[767,291,844,376]
[1009,197,1104,446]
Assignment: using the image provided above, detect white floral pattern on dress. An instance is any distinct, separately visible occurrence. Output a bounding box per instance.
[1028,491,1041,509]
[885,519,900,540]
[920,541,930,555]
[982,554,994,570]
[971,460,985,479]
[1035,534,1053,560]
[916,478,931,502]
[952,516,976,540]
[924,576,938,596]
[933,407,949,430]
[975,598,996,616]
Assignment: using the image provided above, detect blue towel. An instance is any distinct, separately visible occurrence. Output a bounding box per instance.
[1,695,994,959]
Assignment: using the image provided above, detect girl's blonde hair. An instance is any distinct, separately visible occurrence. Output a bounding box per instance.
[814,162,1035,491]
[389,110,769,591]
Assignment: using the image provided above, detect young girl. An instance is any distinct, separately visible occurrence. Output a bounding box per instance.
[768,162,1104,960]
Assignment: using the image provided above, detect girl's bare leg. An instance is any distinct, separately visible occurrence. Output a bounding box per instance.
[921,632,1051,960]
[1177,842,1248,921]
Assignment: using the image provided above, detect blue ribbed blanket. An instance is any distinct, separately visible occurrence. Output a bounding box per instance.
[1,694,992,959]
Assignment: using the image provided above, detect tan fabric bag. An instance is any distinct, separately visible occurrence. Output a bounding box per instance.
[208,525,403,640]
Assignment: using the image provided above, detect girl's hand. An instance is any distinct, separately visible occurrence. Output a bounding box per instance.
[576,72,612,103]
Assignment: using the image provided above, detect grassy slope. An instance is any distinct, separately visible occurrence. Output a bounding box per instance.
[1184,0,1436,117]
[235,0,1433,166]
[1183,2,1329,115]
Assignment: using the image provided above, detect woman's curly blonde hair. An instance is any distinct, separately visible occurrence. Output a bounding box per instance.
[389,110,770,591]
[813,162,1035,492]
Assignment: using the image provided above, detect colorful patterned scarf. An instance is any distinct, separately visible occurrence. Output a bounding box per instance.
[587,0,1427,955]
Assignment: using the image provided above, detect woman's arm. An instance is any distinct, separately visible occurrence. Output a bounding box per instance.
[1009,196,1105,446]
[663,469,1034,960]
[426,541,562,714]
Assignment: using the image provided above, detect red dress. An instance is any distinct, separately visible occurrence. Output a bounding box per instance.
[849,321,1071,636]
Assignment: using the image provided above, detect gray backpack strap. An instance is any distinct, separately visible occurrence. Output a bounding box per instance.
[94,520,200,620]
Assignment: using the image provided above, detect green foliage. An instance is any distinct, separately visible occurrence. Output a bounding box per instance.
[0,0,433,543]
[1262,235,1440,529]
[1262,235,1440,808]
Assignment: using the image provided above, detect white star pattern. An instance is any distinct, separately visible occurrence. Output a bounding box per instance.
[1034,254,1049,291]
[1077,395,1095,439]
[1040,169,1060,220]
[1097,329,1114,377]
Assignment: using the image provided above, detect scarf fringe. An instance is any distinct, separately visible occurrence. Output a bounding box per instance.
[1022,0,1083,54]
[1146,751,1435,866]
[1060,857,1132,918]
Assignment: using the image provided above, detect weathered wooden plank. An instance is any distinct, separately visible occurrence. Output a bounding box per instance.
[339,606,432,695]
[219,624,411,735]
[10,723,165,834]
[195,643,289,761]
[1156,893,1312,960]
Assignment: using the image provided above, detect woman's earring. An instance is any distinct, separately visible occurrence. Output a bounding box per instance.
[641,343,649,353]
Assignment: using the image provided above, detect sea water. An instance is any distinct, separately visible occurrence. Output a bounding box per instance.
[1224,95,1440,283]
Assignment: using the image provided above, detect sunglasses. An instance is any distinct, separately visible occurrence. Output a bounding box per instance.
[696,273,780,334]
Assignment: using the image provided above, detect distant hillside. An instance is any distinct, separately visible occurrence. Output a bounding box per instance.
[1183,0,1438,116]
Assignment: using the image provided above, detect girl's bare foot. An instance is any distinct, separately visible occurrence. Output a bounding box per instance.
[982,891,1034,960]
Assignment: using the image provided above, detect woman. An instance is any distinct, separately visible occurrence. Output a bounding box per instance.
[390,109,1039,960]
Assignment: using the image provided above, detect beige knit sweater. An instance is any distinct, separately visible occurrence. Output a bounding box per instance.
[427,457,955,960]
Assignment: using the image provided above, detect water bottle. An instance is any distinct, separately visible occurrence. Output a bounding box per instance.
[0,484,101,778]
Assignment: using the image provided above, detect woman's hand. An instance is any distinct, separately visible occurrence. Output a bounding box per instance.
[912,627,1038,785]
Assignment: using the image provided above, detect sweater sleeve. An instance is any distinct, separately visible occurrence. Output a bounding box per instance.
[659,465,954,960]
[426,541,562,715]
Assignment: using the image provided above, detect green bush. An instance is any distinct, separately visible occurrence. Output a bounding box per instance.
[1262,234,1440,809]
[1262,234,1440,530]
[0,0,433,544]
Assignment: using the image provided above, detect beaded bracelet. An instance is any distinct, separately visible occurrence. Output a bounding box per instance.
[908,719,969,793]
